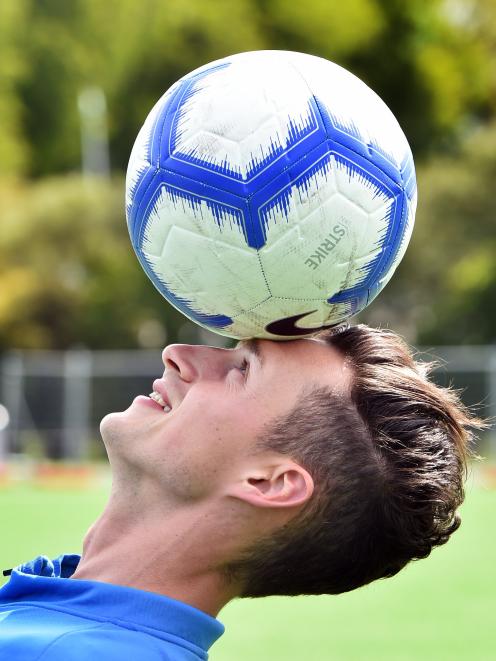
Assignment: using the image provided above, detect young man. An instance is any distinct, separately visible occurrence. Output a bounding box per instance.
[0,324,482,660]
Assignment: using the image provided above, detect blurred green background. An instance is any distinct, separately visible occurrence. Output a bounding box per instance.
[1,0,496,349]
[1,1,495,659]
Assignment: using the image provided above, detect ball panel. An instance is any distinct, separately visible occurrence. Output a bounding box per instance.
[168,52,320,182]
[229,297,356,340]
[286,51,413,178]
[141,182,269,320]
[333,158,391,215]
[141,184,206,258]
[145,226,263,318]
[257,146,403,302]
[258,200,356,301]
[148,57,326,201]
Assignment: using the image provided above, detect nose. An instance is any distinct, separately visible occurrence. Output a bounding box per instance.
[162,343,230,382]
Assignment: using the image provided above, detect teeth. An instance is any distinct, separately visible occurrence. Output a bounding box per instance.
[149,391,171,413]
[149,391,165,406]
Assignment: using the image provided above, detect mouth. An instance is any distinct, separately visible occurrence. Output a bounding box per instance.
[149,390,172,413]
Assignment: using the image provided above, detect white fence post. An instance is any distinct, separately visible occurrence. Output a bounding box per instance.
[1,352,24,455]
[78,86,110,179]
[62,350,92,460]
[0,404,10,465]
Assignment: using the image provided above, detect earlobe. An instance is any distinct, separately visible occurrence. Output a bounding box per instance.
[230,464,314,510]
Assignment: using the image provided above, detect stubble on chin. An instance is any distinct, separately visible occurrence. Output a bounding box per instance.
[99,411,127,447]
[99,406,155,449]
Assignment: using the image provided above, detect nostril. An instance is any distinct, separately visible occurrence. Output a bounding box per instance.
[166,357,180,372]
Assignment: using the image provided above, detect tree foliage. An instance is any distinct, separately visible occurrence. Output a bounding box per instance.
[0,176,192,349]
[1,0,493,177]
[0,0,30,176]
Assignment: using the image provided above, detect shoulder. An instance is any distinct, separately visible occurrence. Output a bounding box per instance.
[36,623,206,661]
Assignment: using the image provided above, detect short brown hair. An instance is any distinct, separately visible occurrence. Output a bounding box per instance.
[226,324,485,597]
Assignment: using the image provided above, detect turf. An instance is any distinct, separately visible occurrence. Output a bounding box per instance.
[0,479,494,660]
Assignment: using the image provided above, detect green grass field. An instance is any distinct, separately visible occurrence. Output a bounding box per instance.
[1,479,494,660]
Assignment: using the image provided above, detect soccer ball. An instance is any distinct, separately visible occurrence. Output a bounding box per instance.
[126,51,416,339]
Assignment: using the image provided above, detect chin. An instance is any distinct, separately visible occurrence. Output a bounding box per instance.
[99,397,150,444]
[100,408,129,441]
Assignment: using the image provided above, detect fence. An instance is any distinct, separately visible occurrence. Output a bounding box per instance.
[0,345,495,461]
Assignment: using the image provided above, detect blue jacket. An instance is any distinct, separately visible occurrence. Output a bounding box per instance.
[0,554,224,660]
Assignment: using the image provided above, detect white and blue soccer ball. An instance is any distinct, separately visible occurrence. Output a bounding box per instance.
[126,50,416,339]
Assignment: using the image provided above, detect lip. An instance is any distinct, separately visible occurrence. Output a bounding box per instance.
[152,379,173,409]
[134,395,164,411]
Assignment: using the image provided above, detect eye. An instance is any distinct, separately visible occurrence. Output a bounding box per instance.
[238,358,250,379]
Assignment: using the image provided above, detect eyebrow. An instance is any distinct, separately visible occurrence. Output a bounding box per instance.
[236,338,265,368]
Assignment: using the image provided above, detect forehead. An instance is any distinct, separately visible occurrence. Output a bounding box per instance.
[240,337,352,395]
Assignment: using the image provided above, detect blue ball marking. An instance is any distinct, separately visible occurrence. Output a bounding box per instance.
[160,62,322,186]
[310,96,415,313]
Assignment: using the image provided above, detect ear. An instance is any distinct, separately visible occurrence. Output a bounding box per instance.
[228,461,314,510]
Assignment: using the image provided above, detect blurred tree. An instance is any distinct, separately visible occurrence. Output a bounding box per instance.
[0,0,493,177]
[411,123,496,344]
[0,0,30,176]
[263,0,386,58]
[0,176,189,349]
[13,0,264,176]
[261,0,490,153]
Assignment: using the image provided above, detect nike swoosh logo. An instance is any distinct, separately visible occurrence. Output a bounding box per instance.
[265,311,342,337]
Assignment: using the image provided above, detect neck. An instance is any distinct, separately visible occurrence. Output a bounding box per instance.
[71,482,241,616]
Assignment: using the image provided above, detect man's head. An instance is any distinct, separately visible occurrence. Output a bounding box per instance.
[100,330,350,507]
[101,324,483,599]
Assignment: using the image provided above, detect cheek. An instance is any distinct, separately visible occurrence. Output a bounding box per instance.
[165,399,257,476]
[146,424,239,503]
[177,385,250,434]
